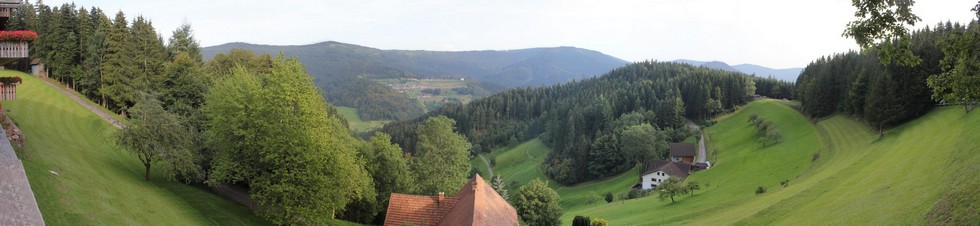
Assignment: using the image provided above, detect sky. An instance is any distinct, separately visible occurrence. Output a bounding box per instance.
[43,0,979,69]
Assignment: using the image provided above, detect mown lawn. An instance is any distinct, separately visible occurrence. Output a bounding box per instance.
[738,107,980,225]
[461,99,980,225]
[4,71,271,225]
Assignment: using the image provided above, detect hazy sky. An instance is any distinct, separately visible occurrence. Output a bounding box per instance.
[44,0,978,68]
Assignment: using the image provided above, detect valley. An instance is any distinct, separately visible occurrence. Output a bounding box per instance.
[3,1,977,225]
[472,99,980,225]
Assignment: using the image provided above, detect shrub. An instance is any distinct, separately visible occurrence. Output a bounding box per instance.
[591,218,609,226]
[748,114,759,122]
[627,189,650,199]
[780,180,789,187]
[586,192,601,205]
[572,216,592,226]
[604,192,614,203]
[489,155,496,167]
[812,152,821,162]
[756,186,767,194]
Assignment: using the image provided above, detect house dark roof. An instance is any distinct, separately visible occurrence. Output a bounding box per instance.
[669,143,696,157]
[384,174,518,226]
[641,159,692,179]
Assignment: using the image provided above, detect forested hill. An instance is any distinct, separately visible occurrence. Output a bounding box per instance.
[201,41,628,121]
[202,41,628,88]
[674,59,803,82]
[796,22,971,134]
[382,61,760,185]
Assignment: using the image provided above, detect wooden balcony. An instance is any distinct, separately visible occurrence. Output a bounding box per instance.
[0,0,19,17]
[0,41,26,65]
[0,41,26,58]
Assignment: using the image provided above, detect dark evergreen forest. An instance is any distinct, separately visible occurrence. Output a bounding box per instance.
[796,22,972,134]
[383,62,763,184]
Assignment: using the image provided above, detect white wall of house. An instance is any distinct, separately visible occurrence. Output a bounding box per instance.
[640,171,671,190]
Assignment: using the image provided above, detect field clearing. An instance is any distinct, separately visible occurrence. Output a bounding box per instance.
[336,106,389,133]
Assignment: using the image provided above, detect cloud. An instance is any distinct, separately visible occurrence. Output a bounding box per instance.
[42,0,978,68]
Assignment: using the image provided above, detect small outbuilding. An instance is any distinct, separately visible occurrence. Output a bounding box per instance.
[669,143,696,164]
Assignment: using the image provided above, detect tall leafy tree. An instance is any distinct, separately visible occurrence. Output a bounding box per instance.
[515,179,563,226]
[114,95,198,181]
[411,115,472,195]
[204,56,372,224]
[844,0,922,66]
[928,20,980,112]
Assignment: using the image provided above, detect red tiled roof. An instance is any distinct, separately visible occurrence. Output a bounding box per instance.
[384,193,459,226]
[384,174,518,226]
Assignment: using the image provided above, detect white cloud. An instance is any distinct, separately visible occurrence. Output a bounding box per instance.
[42,0,978,68]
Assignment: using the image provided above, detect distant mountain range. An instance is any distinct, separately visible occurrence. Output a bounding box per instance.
[672,59,802,82]
[202,41,628,121]
[203,41,628,88]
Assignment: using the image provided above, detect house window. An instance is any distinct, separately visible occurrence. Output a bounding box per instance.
[651,178,655,182]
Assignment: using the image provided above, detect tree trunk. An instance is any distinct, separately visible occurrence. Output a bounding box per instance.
[144,163,151,181]
[670,195,675,203]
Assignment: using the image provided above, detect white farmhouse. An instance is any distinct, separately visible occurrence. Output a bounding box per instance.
[639,159,693,190]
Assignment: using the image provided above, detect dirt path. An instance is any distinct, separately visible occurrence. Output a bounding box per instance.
[686,119,708,163]
[38,77,124,129]
[478,154,494,178]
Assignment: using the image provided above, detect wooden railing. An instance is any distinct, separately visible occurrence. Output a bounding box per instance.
[0,41,27,58]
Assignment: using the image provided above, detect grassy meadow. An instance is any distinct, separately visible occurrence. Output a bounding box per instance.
[475,99,979,225]
[336,106,389,133]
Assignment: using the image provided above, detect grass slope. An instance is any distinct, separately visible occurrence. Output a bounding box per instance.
[4,71,270,225]
[738,107,980,225]
[564,100,820,225]
[336,106,389,133]
[481,98,979,225]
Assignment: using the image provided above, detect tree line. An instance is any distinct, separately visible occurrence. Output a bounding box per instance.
[383,61,760,185]
[796,22,975,135]
[4,2,491,224]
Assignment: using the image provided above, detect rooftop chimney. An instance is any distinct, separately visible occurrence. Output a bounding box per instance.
[438,192,445,206]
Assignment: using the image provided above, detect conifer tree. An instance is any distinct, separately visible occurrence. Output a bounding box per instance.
[100,11,137,112]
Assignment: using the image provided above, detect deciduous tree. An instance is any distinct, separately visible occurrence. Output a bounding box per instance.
[411,115,472,195]
[657,177,689,203]
[515,179,563,226]
[204,57,371,224]
[114,95,197,181]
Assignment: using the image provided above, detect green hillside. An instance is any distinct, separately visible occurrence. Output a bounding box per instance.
[476,99,979,225]
[3,71,270,225]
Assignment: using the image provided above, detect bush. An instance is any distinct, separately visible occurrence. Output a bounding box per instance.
[780,180,789,187]
[591,218,609,226]
[812,152,821,162]
[756,186,767,194]
[572,216,592,226]
[489,155,497,167]
[604,192,614,203]
[627,189,650,199]
[586,192,601,205]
